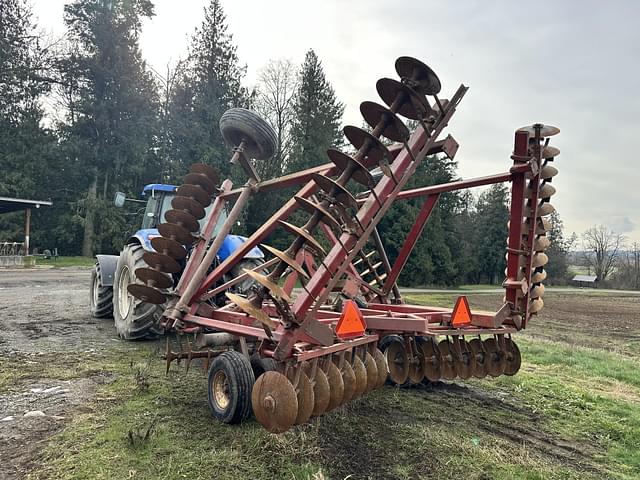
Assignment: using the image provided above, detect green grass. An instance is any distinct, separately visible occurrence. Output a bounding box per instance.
[37,256,95,268]
[17,333,639,480]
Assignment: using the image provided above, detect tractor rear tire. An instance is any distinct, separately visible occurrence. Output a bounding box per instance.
[113,244,163,340]
[207,351,255,424]
[89,262,113,318]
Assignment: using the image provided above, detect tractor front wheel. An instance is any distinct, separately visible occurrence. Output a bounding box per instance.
[113,244,163,340]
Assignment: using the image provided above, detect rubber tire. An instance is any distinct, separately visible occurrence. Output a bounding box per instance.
[207,351,255,424]
[89,262,113,318]
[113,244,164,340]
[250,355,277,379]
[219,108,277,160]
[224,258,266,296]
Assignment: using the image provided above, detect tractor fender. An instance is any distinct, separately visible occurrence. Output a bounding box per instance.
[126,229,158,251]
[95,254,119,287]
[218,234,264,262]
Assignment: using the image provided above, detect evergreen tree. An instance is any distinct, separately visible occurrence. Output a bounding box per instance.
[288,49,344,173]
[473,184,510,284]
[61,0,160,255]
[166,0,248,181]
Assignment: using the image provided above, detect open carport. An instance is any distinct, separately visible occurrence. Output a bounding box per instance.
[0,196,52,266]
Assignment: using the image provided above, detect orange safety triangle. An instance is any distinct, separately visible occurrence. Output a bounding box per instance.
[336,300,367,338]
[451,296,472,327]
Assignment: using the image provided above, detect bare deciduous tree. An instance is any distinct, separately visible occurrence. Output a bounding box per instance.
[253,58,297,179]
[582,225,624,282]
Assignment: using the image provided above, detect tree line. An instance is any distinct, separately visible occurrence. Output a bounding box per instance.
[0,0,608,288]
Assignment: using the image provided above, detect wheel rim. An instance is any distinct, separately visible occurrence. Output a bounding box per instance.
[91,273,99,308]
[118,265,133,316]
[212,370,230,410]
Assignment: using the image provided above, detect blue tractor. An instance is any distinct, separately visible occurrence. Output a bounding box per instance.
[89,183,264,339]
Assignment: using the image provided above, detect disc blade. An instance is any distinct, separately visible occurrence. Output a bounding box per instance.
[438,340,456,380]
[534,236,551,252]
[127,284,166,304]
[142,251,181,274]
[542,146,560,158]
[537,203,555,217]
[242,269,291,302]
[395,56,442,95]
[538,183,556,199]
[184,172,215,195]
[339,359,356,402]
[293,370,314,425]
[134,267,173,289]
[408,340,425,384]
[171,195,206,220]
[303,364,330,416]
[352,355,368,398]
[454,340,476,380]
[364,351,378,392]
[189,162,219,184]
[530,298,544,313]
[385,339,409,385]
[372,348,388,388]
[504,339,522,376]
[311,173,358,211]
[325,361,345,410]
[483,338,506,377]
[251,371,298,434]
[541,164,559,179]
[326,148,374,187]
[176,184,211,208]
[533,252,549,268]
[420,338,442,382]
[343,125,391,164]
[150,236,187,260]
[157,222,196,246]
[294,196,342,232]
[261,244,309,279]
[468,338,487,379]
[531,268,547,283]
[360,101,410,143]
[225,292,277,329]
[376,77,432,120]
[530,284,545,298]
[165,209,199,233]
[517,124,560,138]
[278,220,326,255]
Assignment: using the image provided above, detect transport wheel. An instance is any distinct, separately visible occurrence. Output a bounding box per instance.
[90,262,113,318]
[113,244,163,340]
[250,355,277,378]
[208,351,255,424]
[219,108,278,160]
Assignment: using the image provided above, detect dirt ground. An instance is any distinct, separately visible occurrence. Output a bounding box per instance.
[0,268,638,479]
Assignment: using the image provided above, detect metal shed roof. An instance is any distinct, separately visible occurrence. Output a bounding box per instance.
[0,196,53,214]
[572,274,598,282]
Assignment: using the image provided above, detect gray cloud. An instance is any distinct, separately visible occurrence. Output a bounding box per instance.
[32,0,640,242]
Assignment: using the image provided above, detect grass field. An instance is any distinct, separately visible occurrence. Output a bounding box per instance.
[2,283,639,479]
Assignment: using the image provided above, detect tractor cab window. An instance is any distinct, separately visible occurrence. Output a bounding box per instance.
[141,195,159,230]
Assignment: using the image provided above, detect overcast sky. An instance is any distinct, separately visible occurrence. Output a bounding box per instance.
[31,0,640,243]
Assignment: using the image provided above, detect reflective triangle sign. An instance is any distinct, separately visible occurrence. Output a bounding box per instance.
[451,296,472,327]
[336,300,367,338]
